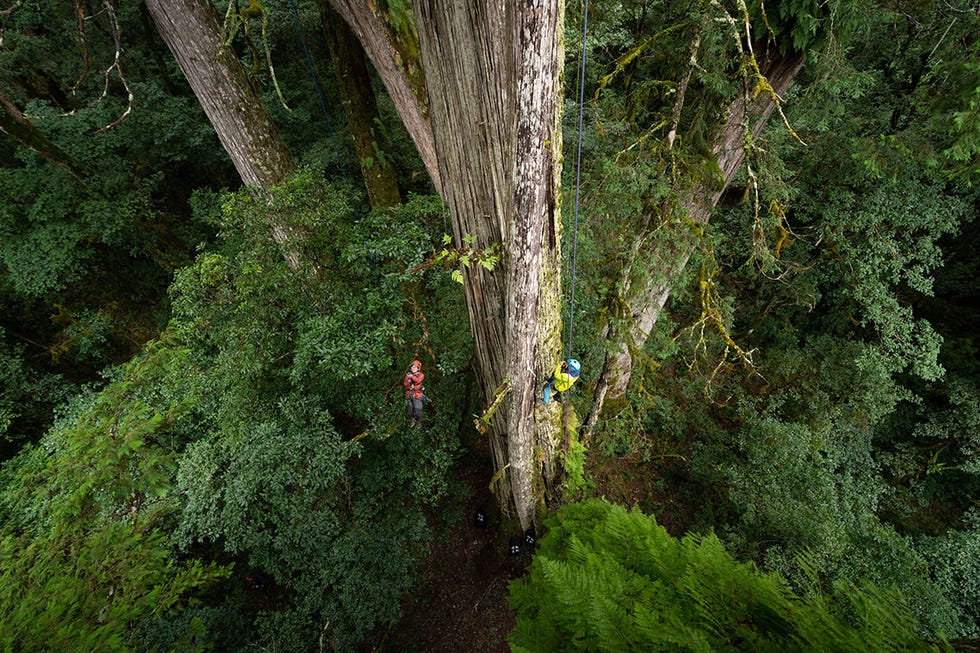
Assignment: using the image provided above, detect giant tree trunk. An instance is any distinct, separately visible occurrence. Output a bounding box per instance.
[413,0,566,530]
[145,0,300,265]
[327,0,566,529]
[585,51,804,435]
[318,2,402,209]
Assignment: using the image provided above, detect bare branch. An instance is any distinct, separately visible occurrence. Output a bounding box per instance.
[93,0,133,133]
[666,28,701,150]
[72,0,90,99]
[260,10,290,111]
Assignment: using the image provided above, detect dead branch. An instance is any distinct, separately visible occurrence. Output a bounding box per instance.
[93,0,133,133]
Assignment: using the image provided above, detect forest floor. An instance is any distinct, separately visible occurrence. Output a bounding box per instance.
[375,432,694,652]
[375,437,527,653]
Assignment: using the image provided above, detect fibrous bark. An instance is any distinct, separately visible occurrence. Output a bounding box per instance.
[325,0,566,529]
[413,0,566,530]
[144,0,294,190]
[145,0,300,267]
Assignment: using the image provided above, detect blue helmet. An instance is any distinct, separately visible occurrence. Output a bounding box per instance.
[567,359,581,376]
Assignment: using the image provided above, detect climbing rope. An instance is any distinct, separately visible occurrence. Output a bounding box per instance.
[566,0,589,362]
[560,0,590,506]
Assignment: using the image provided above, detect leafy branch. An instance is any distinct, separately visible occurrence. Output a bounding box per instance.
[410,233,502,284]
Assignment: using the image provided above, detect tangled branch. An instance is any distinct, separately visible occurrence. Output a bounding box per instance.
[677,262,765,390]
[20,0,133,132]
[93,0,133,133]
[222,0,290,111]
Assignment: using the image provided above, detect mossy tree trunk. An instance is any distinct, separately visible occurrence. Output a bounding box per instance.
[145,0,301,265]
[328,0,566,530]
[585,51,804,435]
[318,2,402,209]
[413,0,566,531]
[325,0,441,196]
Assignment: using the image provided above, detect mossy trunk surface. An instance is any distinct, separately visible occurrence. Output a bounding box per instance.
[326,0,567,529]
[324,0,441,195]
[319,2,402,209]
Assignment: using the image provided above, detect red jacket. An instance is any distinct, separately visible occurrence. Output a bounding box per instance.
[404,371,425,399]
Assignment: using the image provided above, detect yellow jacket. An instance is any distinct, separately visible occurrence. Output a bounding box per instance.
[552,363,579,392]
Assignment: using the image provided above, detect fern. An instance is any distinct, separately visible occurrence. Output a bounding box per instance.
[510,499,950,652]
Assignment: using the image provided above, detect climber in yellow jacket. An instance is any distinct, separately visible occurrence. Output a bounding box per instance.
[541,358,581,403]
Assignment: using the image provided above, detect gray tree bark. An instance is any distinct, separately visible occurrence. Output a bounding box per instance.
[328,0,565,530]
[145,0,300,266]
[145,0,294,189]
[413,0,566,530]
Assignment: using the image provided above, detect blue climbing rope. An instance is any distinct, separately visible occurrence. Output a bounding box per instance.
[566,0,589,362]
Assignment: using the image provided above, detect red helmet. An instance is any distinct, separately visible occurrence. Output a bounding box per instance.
[411,359,422,369]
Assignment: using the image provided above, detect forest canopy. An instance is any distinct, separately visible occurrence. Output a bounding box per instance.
[1,0,978,650]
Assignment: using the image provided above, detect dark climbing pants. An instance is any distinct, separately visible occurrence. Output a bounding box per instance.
[406,397,424,424]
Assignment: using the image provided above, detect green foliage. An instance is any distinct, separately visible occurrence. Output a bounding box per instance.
[0,343,230,651]
[1,166,467,650]
[0,329,70,452]
[747,0,862,57]
[576,2,980,639]
[917,513,980,637]
[0,0,235,447]
[157,177,466,649]
[510,499,947,652]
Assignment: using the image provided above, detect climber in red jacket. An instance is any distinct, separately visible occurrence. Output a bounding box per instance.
[404,359,425,428]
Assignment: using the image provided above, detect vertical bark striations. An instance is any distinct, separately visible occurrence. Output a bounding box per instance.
[507,0,565,529]
[413,1,514,496]
[145,0,294,189]
[146,0,301,267]
[327,0,566,528]
[413,0,565,529]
